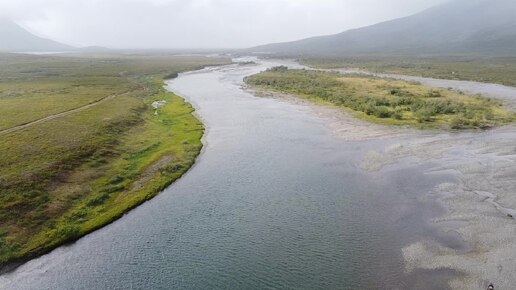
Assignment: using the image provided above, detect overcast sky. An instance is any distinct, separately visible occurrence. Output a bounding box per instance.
[0,0,449,49]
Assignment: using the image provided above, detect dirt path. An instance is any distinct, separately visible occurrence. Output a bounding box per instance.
[0,94,118,137]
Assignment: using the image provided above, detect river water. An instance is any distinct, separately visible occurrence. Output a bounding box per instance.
[1,59,513,289]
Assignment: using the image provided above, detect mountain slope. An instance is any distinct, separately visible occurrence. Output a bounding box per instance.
[0,19,73,52]
[251,0,516,56]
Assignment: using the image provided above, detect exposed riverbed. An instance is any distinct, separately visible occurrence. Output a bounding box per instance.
[1,58,515,289]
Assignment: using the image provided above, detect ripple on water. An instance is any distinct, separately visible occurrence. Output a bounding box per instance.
[0,59,481,290]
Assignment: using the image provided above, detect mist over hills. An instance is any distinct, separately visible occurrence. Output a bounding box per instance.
[2,0,515,56]
[250,0,516,57]
[0,18,73,52]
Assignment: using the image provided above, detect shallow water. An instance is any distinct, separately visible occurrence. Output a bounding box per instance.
[0,59,502,290]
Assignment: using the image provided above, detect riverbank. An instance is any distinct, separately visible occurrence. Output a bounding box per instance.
[3,58,453,289]
[249,88,412,141]
[1,84,204,272]
[302,56,516,88]
[0,54,230,270]
[3,57,515,289]
[360,125,516,289]
[245,67,514,130]
[249,60,516,289]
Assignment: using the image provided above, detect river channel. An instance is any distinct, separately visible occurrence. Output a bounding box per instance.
[2,58,515,289]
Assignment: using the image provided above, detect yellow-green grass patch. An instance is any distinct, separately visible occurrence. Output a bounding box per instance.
[245,67,514,129]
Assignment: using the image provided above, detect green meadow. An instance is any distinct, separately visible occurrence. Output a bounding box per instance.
[0,53,230,267]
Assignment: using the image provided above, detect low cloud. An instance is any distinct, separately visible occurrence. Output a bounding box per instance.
[0,0,448,48]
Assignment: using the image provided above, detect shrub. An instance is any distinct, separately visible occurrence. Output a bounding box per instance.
[373,106,392,118]
[164,163,184,173]
[393,108,404,120]
[268,66,289,72]
[109,175,124,185]
[415,108,435,123]
[87,192,111,207]
[450,115,470,129]
[390,88,414,97]
[56,224,81,241]
[0,229,18,264]
[483,110,494,120]
[245,68,511,129]
[426,90,442,98]
[394,97,414,106]
[68,208,88,222]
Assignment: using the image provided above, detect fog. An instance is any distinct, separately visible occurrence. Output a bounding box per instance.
[0,0,448,49]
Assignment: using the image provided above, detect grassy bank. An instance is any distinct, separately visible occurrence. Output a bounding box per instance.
[302,56,516,87]
[0,53,230,267]
[245,67,514,129]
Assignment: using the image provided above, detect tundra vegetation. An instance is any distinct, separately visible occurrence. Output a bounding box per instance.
[302,57,516,87]
[245,67,514,129]
[0,53,230,267]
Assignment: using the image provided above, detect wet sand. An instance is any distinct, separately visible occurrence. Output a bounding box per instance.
[250,65,516,289]
[2,58,513,290]
[1,58,456,290]
[398,127,516,290]
[248,87,414,142]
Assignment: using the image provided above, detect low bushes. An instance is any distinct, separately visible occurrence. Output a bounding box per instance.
[245,68,513,129]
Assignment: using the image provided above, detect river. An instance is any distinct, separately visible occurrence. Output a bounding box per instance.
[1,58,515,289]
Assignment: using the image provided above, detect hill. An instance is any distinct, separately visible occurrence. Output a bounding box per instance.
[250,0,516,56]
[0,18,73,52]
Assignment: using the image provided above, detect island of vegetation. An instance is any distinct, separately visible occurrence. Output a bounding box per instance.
[302,57,516,88]
[0,53,230,268]
[245,66,514,129]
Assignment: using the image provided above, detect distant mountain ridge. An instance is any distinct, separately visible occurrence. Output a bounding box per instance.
[0,18,73,52]
[250,0,516,56]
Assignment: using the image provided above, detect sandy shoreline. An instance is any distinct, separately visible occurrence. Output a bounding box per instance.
[247,87,415,142]
[250,84,516,289]
[398,127,516,290]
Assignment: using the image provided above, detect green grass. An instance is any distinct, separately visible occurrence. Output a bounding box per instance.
[0,53,230,267]
[245,67,514,129]
[301,56,516,87]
